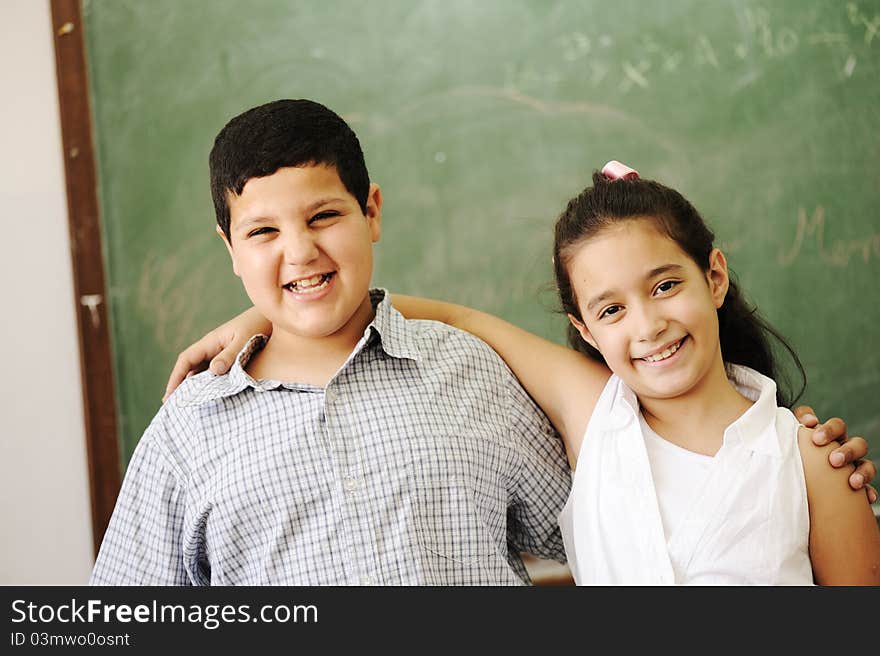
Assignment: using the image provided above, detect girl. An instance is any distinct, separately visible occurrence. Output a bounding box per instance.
[394,162,880,584]
[166,163,880,584]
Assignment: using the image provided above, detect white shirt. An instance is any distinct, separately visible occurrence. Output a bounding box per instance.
[640,415,713,542]
[559,365,813,585]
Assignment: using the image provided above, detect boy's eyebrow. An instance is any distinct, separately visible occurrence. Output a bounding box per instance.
[235,197,349,229]
[585,264,686,312]
[235,215,272,231]
[303,196,348,212]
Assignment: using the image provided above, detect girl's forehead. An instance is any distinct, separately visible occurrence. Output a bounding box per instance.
[568,221,696,283]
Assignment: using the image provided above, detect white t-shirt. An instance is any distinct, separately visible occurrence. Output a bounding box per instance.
[558,365,813,585]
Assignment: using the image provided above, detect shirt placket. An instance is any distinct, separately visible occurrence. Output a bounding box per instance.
[322,380,381,586]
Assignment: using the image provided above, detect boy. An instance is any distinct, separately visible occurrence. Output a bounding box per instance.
[90,99,573,585]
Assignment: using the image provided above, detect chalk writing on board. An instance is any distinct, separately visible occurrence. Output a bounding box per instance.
[739,7,799,58]
[778,206,880,267]
[527,2,878,97]
[848,2,880,45]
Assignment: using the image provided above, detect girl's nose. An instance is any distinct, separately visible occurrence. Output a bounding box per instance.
[635,305,668,343]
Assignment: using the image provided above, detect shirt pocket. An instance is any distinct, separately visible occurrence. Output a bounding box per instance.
[407,433,515,585]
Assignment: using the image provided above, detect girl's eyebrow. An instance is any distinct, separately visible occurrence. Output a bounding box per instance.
[645,263,685,278]
[585,264,686,312]
[586,289,616,313]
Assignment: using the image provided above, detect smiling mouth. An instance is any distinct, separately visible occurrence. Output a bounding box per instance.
[639,336,687,363]
[283,272,335,293]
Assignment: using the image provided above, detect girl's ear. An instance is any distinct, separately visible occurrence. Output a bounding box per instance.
[568,314,600,352]
[707,248,730,309]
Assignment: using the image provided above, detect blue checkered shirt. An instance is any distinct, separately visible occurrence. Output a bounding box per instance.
[90,289,571,585]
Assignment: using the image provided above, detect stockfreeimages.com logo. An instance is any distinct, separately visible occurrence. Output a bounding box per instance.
[10,598,318,631]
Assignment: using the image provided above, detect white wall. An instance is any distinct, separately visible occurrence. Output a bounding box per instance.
[0,0,94,584]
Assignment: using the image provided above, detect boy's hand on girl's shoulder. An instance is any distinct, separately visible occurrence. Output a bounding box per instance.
[794,405,877,502]
[163,306,272,402]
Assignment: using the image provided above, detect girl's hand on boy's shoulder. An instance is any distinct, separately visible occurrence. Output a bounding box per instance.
[794,405,877,502]
[163,306,272,402]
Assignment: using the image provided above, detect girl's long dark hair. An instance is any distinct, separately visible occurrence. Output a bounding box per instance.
[553,171,806,407]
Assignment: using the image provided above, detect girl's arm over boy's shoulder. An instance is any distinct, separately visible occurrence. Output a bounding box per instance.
[797,426,880,585]
[164,305,271,402]
[391,294,610,464]
[160,301,878,495]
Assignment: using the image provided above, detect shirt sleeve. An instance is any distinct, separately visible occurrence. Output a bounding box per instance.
[504,374,572,563]
[89,410,191,586]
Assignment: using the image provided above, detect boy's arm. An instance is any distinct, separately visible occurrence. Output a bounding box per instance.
[90,420,191,586]
[503,373,572,563]
[794,407,878,502]
[392,294,609,453]
[797,427,880,585]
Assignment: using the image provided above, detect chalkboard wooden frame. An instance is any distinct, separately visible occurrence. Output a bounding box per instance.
[50,0,121,556]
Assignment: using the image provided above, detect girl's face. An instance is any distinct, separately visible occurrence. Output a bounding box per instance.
[567,219,729,402]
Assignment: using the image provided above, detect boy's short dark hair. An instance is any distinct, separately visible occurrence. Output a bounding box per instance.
[209,99,370,240]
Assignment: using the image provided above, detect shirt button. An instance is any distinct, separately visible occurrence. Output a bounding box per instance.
[343,475,359,492]
[359,575,375,586]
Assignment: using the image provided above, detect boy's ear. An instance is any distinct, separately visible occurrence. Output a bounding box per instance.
[568,313,599,352]
[365,183,382,243]
[216,225,240,277]
[707,248,730,309]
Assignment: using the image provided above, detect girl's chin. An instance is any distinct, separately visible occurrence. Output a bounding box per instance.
[625,371,701,401]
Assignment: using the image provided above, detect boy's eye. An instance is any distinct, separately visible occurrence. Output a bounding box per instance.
[309,211,340,224]
[599,305,622,319]
[247,226,275,237]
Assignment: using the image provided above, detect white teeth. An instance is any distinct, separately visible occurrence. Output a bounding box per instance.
[643,340,682,363]
[286,273,330,293]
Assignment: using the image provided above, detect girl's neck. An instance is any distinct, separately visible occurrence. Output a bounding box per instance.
[637,356,754,457]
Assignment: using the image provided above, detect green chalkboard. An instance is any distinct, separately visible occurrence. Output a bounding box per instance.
[83,0,880,468]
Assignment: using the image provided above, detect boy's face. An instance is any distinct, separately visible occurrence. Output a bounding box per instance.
[219,164,382,342]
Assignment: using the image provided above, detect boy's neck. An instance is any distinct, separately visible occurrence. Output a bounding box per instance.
[245,296,376,388]
[638,354,754,457]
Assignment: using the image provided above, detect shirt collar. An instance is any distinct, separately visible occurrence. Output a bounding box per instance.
[175,288,420,406]
[606,376,640,430]
[367,288,422,363]
[721,364,782,456]
[602,364,782,455]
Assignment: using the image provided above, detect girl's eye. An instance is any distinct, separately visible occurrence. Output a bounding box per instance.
[655,280,679,294]
[599,305,622,319]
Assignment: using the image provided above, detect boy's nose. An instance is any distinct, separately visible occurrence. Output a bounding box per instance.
[282,232,319,264]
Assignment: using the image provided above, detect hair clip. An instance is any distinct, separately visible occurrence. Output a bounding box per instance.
[601,160,639,180]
